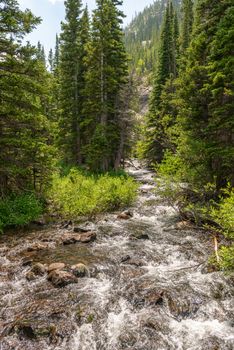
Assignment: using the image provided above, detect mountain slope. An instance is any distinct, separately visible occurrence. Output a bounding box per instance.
[125,0,181,74]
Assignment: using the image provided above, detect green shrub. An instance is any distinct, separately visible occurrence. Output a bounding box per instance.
[0,194,43,232]
[210,187,234,239]
[49,168,138,218]
[218,245,234,272]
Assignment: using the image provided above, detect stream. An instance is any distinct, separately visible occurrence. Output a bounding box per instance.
[0,163,233,350]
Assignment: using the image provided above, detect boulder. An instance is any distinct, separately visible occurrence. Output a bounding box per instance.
[26,271,37,281]
[130,232,149,240]
[79,231,96,243]
[31,263,47,276]
[27,243,48,252]
[48,262,65,273]
[47,270,78,287]
[71,263,89,277]
[127,258,144,267]
[62,231,96,245]
[120,255,131,263]
[117,210,133,220]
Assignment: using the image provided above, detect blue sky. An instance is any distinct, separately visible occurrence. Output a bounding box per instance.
[18,0,154,55]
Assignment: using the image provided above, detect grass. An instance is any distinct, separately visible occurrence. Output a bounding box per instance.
[48,167,138,218]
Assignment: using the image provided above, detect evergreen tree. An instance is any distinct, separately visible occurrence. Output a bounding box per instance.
[48,48,54,72]
[58,0,83,165]
[54,33,60,74]
[176,0,234,190]
[180,0,194,52]
[83,0,128,171]
[0,0,53,195]
[144,1,179,163]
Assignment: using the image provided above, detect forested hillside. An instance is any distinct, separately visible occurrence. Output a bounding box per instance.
[125,0,181,74]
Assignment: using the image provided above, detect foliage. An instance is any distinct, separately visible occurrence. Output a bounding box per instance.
[210,187,234,239]
[0,0,54,195]
[0,194,43,233]
[218,245,234,272]
[48,168,138,218]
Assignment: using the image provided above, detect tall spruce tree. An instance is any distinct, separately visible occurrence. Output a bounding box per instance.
[176,0,234,189]
[0,0,53,195]
[58,0,83,165]
[180,0,194,52]
[83,0,128,171]
[144,1,179,163]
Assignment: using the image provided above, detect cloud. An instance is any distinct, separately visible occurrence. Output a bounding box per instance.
[48,0,64,4]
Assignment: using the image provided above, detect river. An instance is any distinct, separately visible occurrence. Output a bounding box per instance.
[0,164,233,349]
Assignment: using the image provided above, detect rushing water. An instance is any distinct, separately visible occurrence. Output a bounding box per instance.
[0,164,233,350]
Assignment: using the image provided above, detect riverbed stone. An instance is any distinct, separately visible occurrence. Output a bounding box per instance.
[62,231,96,245]
[48,262,65,273]
[47,270,78,287]
[117,210,133,220]
[31,263,47,276]
[27,243,48,252]
[130,232,149,240]
[71,263,89,277]
[26,271,37,281]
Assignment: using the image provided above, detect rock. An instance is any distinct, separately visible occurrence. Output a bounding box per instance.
[74,226,90,233]
[48,262,65,273]
[79,231,96,243]
[26,271,37,281]
[31,263,47,276]
[117,210,133,220]
[127,258,144,267]
[120,255,131,263]
[22,259,33,267]
[71,263,89,277]
[47,270,78,287]
[62,231,96,245]
[27,243,48,252]
[60,220,73,229]
[130,232,149,240]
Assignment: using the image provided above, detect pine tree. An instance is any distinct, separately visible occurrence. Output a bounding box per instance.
[180,0,194,52]
[176,0,234,189]
[58,0,83,165]
[48,48,54,72]
[0,0,53,195]
[144,1,179,163]
[54,33,60,74]
[83,0,128,171]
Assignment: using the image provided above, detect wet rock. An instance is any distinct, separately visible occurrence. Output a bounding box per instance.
[60,220,72,229]
[117,210,133,220]
[120,255,131,263]
[71,263,89,277]
[27,243,48,252]
[127,258,144,267]
[130,232,149,240]
[74,226,90,233]
[48,262,65,273]
[31,263,47,276]
[79,231,96,243]
[26,271,37,281]
[62,231,96,245]
[48,270,78,287]
[22,259,33,267]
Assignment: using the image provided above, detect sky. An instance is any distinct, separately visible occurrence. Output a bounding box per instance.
[18,0,155,55]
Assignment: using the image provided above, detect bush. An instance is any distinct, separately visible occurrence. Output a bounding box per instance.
[210,187,234,239]
[49,168,138,218]
[218,245,234,272]
[0,194,43,232]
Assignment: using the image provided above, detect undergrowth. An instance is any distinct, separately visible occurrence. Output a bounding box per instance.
[0,194,43,233]
[48,168,138,218]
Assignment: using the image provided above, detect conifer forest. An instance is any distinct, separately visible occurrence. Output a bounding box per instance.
[0,1,234,349]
